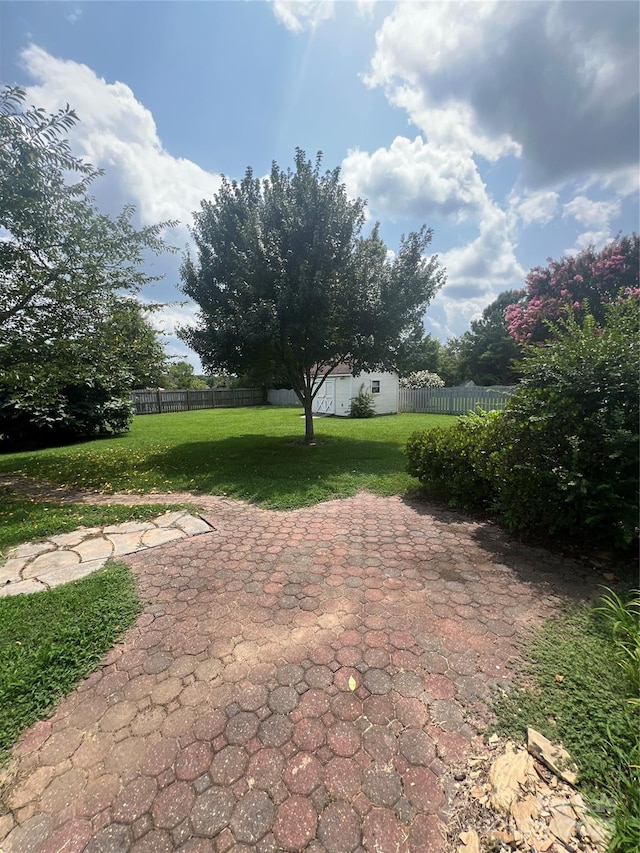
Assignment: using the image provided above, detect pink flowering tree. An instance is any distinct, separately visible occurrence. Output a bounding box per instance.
[506,234,639,344]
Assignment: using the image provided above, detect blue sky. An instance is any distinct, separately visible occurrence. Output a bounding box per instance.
[2,1,638,368]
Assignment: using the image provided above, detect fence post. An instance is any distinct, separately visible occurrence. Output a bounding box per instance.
[156,388,162,414]
[186,390,191,411]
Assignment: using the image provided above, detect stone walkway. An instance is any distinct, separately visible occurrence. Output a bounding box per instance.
[0,512,213,597]
[0,491,600,852]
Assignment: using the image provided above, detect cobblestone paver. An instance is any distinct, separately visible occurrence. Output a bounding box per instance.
[0,492,599,851]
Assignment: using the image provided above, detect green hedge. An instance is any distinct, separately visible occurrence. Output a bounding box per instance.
[406,300,639,548]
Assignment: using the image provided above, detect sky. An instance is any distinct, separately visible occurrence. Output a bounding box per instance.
[2,0,638,369]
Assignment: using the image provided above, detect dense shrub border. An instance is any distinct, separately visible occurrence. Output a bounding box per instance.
[406,301,639,549]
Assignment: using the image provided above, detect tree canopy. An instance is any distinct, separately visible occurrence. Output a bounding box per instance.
[506,234,639,344]
[180,149,445,439]
[456,290,524,385]
[0,86,173,444]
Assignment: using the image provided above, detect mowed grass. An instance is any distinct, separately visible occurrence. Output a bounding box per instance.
[0,407,455,509]
[0,563,141,762]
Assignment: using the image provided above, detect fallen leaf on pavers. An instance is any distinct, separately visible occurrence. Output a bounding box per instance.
[511,794,539,835]
[457,830,480,853]
[548,798,577,844]
[348,675,357,691]
[488,742,537,812]
[527,727,578,785]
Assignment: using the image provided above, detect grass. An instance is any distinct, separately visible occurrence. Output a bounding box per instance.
[0,562,141,762]
[0,407,455,509]
[0,491,193,559]
[490,587,640,849]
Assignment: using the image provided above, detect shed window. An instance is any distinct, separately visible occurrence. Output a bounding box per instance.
[371,380,380,394]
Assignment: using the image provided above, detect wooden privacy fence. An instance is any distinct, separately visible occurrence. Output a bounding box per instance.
[399,386,516,415]
[132,388,265,415]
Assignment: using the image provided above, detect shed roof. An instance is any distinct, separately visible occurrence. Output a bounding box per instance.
[318,362,353,377]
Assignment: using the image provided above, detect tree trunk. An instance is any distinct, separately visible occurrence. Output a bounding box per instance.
[304,397,315,442]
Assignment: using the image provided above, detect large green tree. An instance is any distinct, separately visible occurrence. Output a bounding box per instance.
[456,290,524,385]
[161,362,208,390]
[180,150,445,440]
[0,86,174,443]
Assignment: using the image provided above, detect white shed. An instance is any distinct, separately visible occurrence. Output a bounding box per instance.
[312,364,399,417]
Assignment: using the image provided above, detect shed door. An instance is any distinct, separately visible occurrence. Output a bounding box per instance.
[315,378,335,414]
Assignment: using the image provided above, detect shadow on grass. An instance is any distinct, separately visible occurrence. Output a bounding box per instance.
[136,433,411,508]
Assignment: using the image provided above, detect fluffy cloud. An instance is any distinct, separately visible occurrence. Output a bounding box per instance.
[341,135,489,221]
[562,195,621,253]
[21,45,221,230]
[424,206,526,339]
[562,195,620,230]
[366,2,639,186]
[509,190,559,228]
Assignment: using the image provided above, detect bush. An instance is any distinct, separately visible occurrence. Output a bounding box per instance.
[405,409,499,509]
[0,376,134,447]
[491,301,639,546]
[350,384,376,418]
[406,300,639,548]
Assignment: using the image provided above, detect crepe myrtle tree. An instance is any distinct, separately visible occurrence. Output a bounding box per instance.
[179,149,445,441]
[505,234,639,344]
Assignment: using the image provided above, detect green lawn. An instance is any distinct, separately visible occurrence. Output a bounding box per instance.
[0,407,454,509]
[0,563,141,762]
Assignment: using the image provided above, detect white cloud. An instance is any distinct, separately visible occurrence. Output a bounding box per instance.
[20,45,221,231]
[562,195,621,254]
[272,0,335,32]
[508,189,559,228]
[562,195,620,230]
[565,230,614,255]
[341,135,489,222]
[425,206,525,339]
[365,2,639,186]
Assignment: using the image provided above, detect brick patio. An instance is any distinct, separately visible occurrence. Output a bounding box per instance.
[0,492,599,852]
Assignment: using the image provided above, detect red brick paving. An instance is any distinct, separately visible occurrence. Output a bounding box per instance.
[0,492,600,851]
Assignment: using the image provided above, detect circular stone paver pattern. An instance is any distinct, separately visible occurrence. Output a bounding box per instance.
[0,492,601,852]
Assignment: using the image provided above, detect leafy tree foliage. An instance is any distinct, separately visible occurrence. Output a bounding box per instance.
[395,331,443,376]
[506,235,639,344]
[407,298,639,549]
[161,362,208,390]
[180,149,444,440]
[0,86,173,444]
[456,290,524,385]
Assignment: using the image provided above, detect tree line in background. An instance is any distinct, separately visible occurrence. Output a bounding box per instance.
[1,84,637,447]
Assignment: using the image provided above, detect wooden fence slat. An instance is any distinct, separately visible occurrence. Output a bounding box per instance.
[132,388,265,415]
